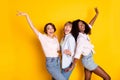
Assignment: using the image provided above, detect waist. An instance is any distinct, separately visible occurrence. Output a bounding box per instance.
[46,57,60,66]
[82,50,94,56]
[83,52,93,57]
[46,57,59,61]
[44,51,59,57]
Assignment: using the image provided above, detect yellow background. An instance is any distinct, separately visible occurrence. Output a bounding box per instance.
[0,0,120,80]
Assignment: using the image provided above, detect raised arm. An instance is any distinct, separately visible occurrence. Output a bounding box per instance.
[89,8,99,26]
[17,11,39,37]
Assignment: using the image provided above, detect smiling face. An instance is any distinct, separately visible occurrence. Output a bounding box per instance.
[46,25,55,37]
[64,22,72,35]
[78,21,85,33]
[44,23,56,37]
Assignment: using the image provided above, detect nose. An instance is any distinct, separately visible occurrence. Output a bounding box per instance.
[50,29,54,32]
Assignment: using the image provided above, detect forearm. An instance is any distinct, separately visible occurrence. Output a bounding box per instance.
[89,8,99,26]
[89,14,98,26]
[25,15,39,36]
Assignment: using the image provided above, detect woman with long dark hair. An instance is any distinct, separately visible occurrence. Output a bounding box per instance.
[65,8,111,80]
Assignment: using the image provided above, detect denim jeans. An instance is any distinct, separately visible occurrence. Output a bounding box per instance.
[61,63,73,80]
[82,53,98,71]
[46,57,66,80]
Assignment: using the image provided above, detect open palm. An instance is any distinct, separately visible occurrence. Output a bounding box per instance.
[17,11,28,16]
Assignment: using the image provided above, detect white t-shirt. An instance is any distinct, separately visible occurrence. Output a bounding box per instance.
[38,32,60,57]
[74,25,95,59]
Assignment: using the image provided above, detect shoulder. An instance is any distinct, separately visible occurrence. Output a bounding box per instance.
[77,35,85,43]
[38,32,44,38]
[54,35,59,41]
[67,35,75,43]
[67,34,75,40]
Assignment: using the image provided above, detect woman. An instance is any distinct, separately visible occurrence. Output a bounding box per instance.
[65,8,111,80]
[60,21,76,80]
[17,11,66,80]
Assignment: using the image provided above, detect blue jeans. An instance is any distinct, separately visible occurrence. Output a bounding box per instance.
[82,53,98,71]
[46,57,66,80]
[61,63,73,80]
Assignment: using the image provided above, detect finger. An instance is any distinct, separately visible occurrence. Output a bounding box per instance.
[67,50,70,53]
[94,8,97,11]
[16,13,20,16]
[69,68,72,71]
[64,50,68,53]
[64,69,69,72]
[17,10,22,14]
[63,50,66,53]
[16,14,19,16]
[95,7,98,13]
[64,69,67,72]
[16,11,22,16]
[16,13,21,16]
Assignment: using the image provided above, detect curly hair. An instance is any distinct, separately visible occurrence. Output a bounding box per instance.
[71,19,91,41]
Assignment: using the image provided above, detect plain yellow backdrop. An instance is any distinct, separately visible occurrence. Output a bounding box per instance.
[0,0,120,80]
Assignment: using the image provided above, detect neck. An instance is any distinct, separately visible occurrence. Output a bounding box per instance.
[64,33,70,35]
[47,34,54,38]
[80,31,85,34]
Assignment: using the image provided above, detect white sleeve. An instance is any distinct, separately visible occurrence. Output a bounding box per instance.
[88,24,92,29]
[74,38,84,59]
[38,32,45,43]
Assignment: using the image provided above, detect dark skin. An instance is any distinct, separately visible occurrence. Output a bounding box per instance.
[64,7,99,72]
[64,8,111,80]
[89,8,99,26]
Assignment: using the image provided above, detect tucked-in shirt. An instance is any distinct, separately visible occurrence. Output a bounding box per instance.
[74,25,95,59]
[60,33,76,69]
[38,32,60,57]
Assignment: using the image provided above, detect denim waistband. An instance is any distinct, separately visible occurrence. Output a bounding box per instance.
[46,57,59,60]
[83,53,92,58]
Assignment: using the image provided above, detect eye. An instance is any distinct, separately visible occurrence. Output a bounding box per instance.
[47,27,50,30]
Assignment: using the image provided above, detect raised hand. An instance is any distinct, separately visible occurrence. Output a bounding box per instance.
[17,11,28,16]
[17,10,39,36]
[89,7,99,26]
[94,8,99,15]
[63,49,71,56]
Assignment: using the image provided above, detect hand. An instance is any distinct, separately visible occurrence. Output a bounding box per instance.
[64,65,74,72]
[94,8,99,14]
[17,11,28,16]
[63,49,71,56]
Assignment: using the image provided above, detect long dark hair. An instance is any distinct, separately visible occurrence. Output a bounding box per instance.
[71,19,91,41]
